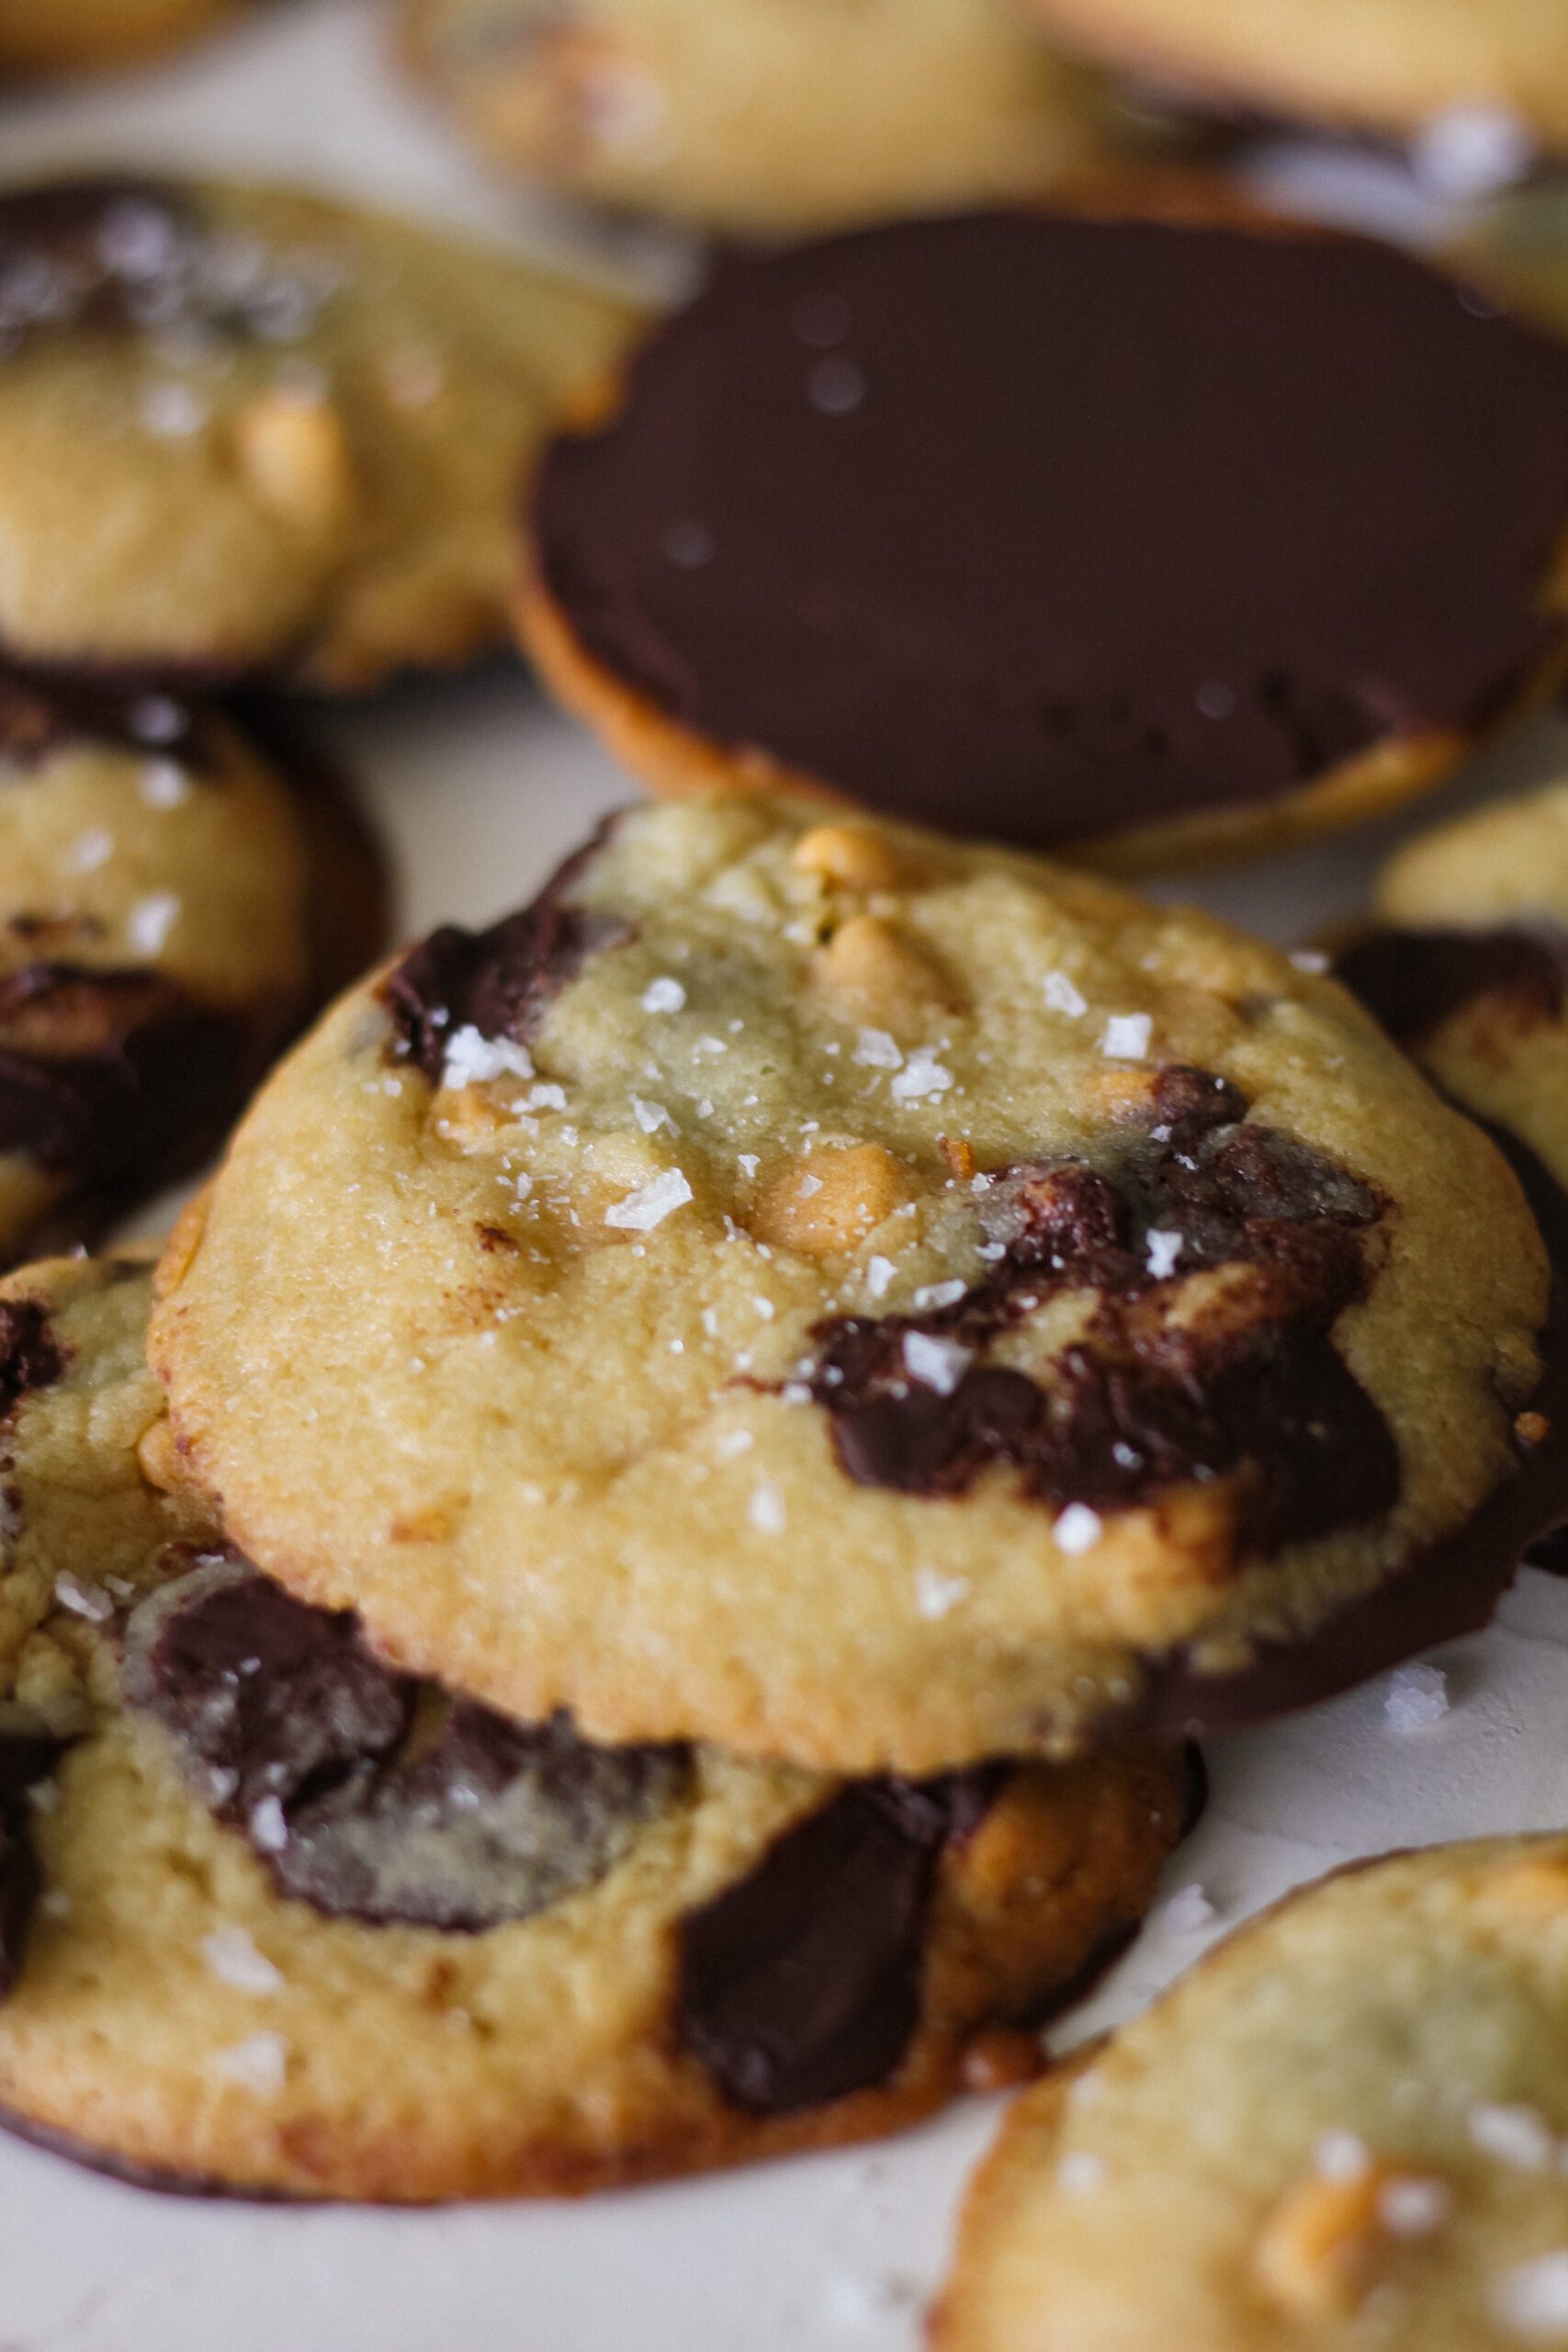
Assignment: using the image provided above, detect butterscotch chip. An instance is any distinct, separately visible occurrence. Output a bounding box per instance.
[751,1143,913,1257]
[794,822,908,894]
[232,391,357,532]
[812,913,952,1022]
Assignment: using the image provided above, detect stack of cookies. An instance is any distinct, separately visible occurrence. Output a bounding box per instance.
[8,9,1568,2343]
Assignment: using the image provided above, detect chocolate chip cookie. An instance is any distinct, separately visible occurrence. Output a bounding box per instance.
[149,792,1554,1773]
[0,667,386,1270]
[938,1837,1568,2351]
[400,0,1123,236]
[0,1255,1193,2198]
[522,206,1568,869]
[1018,0,1568,155]
[0,0,251,75]
[0,176,642,688]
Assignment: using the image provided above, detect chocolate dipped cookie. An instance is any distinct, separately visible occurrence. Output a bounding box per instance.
[0,176,642,688]
[0,1254,1193,2199]
[150,794,1556,1773]
[939,1837,1568,2352]
[522,207,1568,868]
[0,666,385,1270]
[400,0,1123,237]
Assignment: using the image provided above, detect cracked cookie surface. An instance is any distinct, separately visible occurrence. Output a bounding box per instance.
[938,1837,1568,2352]
[0,176,641,687]
[0,1255,1191,2198]
[150,794,1549,1771]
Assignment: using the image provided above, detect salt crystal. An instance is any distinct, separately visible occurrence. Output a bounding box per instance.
[891,1048,953,1103]
[67,828,113,874]
[442,1025,534,1088]
[1315,2130,1371,2180]
[1414,101,1534,199]
[1043,971,1088,1018]
[632,1097,672,1135]
[715,1429,753,1461]
[916,1568,969,1620]
[1056,2152,1106,2194]
[913,1280,966,1311]
[53,1571,113,1622]
[797,1172,823,1198]
[865,1255,897,1300]
[249,1796,288,1853]
[202,1926,284,1995]
[1161,1884,1218,1937]
[140,757,191,808]
[524,1082,567,1111]
[212,2033,288,2093]
[604,1169,694,1231]
[1380,2177,1451,2237]
[751,1296,775,1321]
[853,1027,902,1069]
[1490,2251,1568,2337]
[641,976,686,1012]
[128,891,180,956]
[1054,1504,1102,1556]
[737,1153,760,1179]
[749,1482,786,1534]
[1471,2104,1556,2170]
[1382,1663,1449,1733]
[1290,949,1329,976]
[140,381,209,438]
[1101,1013,1152,1061]
[902,1330,972,1396]
[1143,1229,1183,1280]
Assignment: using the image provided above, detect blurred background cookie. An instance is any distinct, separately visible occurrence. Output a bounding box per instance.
[149,794,1553,1773]
[0,176,644,688]
[0,0,253,79]
[939,1836,1568,2351]
[400,0,1134,236]
[523,206,1568,868]
[0,1255,1194,2199]
[1017,0,1568,159]
[0,667,385,1269]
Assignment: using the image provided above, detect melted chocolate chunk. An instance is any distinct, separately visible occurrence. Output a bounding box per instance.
[677,1770,999,2114]
[383,829,631,1082]
[0,1736,67,1999]
[1337,925,1568,1046]
[0,962,250,1186]
[534,214,1568,849]
[1127,1118,1568,1739]
[804,1071,1393,1551]
[0,663,207,772]
[126,1558,685,1929]
[0,1299,63,1420]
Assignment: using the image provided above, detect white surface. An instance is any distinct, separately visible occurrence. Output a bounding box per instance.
[4,12,1568,2346]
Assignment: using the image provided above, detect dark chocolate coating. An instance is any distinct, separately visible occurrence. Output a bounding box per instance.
[0,1737,68,2000]
[676,1770,999,2115]
[382,821,630,1081]
[1132,1118,1568,1737]
[0,1298,64,1421]
[0,668,209,770]
[534,213,1568,848]
[801,1069,1395,1551]
[125,1557,685,1931]
[1336,924,1568,1046]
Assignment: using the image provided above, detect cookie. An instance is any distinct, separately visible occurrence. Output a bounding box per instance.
[521,207,1568,869]
[0,666,387,1271]
[1017,0,1568,155]
[399,0,1127,237]
[937,1836,1568,2352]
[1338,778,1568,1207]
[0,1256,1194,2199]
[148,791,1558,1775]
[0,176,643,688]
[0,0,249,76]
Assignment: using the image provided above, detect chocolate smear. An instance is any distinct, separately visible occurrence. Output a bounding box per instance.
[1336,925,1568,1046]
[802,1069,1394,1553]
[533,212,1568,849]
[0,1299,63,1420]
[0,1736,67,1998]
[126,1556,685,1929]
[677,1770,999,2114]
[0,664,209,772]
[383,827,632,1085]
